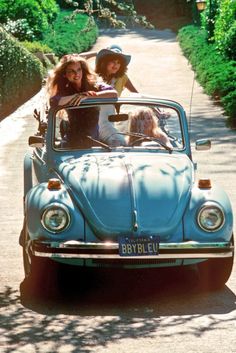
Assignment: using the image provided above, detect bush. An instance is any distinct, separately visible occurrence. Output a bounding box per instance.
[0,0,59,40]
[0,26,44,119]
[21,41,57,69]
[55,0,75,9]
[200,0,220,42]
[39,0,60,24]
[2,18,35,41]
[178,25,236,125]
[42,10,98,57]
[21,41,53,54]
[214,0,236,60]
[222,91,236,127]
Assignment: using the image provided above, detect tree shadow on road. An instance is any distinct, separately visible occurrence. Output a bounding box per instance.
[19,265,236,317]
[188,111,236,174]
[1,266,236,352]
[98,27,177,43]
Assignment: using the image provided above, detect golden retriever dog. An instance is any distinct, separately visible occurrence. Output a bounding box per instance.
[128,107,172,148]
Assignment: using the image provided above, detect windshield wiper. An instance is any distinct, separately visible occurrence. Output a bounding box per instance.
[86,136,112,151]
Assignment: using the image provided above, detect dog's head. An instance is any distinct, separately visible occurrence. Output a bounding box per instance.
[129,108,157,135]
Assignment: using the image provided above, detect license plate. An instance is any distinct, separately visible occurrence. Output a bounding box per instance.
[118,236,160,257]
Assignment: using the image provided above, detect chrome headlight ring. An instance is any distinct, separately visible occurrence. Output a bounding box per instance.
[197,202,225,232]
[41,203,71,233]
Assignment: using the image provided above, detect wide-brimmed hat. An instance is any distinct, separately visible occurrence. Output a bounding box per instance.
[96,45,131,66]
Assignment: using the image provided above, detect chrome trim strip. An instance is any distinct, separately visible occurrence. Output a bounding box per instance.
[33,148,46,165]
[34,251,233,259]
[45,240,232,250]
[33,240,233,259]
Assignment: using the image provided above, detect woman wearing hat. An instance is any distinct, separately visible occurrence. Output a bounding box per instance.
[81,44,138,96]
[80,45,138,146]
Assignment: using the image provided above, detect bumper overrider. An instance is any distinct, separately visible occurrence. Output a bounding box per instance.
[32,240,234,260]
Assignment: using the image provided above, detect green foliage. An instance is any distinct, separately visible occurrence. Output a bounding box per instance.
[2,18,35,41]
[21,41,56,69]
[214,0,236,60]
[21,41,53,53]
[55,0,76,9]
[42,10,98,57]
[38,0,60,24]
[200,0,220,42]
[0,0,59,40]
[222,91,236,127]
[58,0,154,29]
[0,26,43,118]
[178,25,236,125]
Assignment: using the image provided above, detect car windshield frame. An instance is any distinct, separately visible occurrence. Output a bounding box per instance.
[49,97,188,154]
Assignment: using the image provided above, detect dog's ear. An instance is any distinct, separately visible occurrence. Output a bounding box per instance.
[130,116,137,133]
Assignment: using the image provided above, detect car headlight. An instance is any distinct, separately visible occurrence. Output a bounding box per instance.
[41,203,70,233]
[197,203,225,232]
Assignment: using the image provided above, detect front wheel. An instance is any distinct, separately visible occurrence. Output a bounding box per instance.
[21,222,60,298]
[197,253,234,290]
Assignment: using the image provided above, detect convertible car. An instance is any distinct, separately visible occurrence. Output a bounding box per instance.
[20,96,234,291]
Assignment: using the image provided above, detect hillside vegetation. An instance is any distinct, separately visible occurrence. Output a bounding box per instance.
[0,27,43,119]
[0,0,98,119]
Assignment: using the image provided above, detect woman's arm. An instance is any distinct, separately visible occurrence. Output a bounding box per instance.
[79,51,97,60]
[95,89,118,98]
[84,89,118,99]
[125,78,138,93]
[55,89,117,107]
[57,94,82,106]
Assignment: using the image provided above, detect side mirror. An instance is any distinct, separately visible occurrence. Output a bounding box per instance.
[28,136,44,148]
[195,139,211,151]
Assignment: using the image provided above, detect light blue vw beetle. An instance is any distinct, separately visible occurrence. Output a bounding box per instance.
[20,96,234,291]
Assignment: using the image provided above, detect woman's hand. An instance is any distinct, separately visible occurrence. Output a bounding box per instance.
[59,93,86,106]
[83,91,98,97]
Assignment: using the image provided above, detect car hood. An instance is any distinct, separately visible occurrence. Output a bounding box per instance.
[58,153,193,240]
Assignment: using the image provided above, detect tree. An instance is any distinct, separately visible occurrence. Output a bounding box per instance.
[62,0,154,30]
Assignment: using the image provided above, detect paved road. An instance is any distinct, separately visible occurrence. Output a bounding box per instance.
[0,28,236,353]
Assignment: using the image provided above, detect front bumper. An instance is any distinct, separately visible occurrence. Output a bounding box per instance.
[32,240,234,260]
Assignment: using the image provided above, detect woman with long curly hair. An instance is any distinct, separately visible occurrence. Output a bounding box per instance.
[46,54,117,146]
[47,53,117,106]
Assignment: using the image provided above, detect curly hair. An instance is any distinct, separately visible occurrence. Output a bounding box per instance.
[47,54,97,98]
[95,54,127,82]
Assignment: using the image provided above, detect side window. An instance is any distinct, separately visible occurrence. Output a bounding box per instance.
[54,109,69,148]
[54,106,100,149]
[160,108,183,148]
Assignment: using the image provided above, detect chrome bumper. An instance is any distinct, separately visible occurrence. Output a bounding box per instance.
[32,240,234,260]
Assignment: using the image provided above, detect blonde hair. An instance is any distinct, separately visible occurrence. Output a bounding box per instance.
[128,107,163,143]
[46,54,97,98]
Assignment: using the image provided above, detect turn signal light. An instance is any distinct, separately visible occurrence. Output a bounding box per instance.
[198,178,212,189]
[47,178,61,190]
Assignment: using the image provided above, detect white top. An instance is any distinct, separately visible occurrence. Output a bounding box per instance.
[98,105,126,146]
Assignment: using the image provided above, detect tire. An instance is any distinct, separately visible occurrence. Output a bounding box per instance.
[197,236,234,290]
[21,222,60,298]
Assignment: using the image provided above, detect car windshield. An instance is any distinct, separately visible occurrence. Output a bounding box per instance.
[53,102,184,151]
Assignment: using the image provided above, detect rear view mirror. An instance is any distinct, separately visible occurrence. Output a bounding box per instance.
[108,114,129,122]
